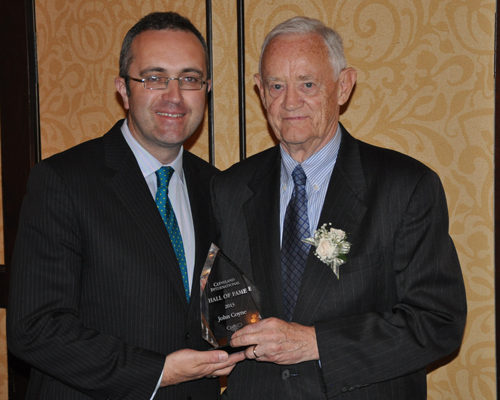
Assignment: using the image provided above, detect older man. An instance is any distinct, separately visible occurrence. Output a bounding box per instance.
[211,16,466,399]
[8,12,243,400]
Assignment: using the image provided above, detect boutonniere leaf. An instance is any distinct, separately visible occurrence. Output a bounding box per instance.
[303,223,351,279]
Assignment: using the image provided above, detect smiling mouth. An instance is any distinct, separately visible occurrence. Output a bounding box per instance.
[156,112,185,118]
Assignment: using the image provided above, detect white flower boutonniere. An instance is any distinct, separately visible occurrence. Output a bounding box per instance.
[303,223,351,279]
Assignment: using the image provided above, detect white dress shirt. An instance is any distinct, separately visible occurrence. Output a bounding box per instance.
[120,119,196,398]
[121,120,196,293]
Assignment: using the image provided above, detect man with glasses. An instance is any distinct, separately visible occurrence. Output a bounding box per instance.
[7,12,243,400]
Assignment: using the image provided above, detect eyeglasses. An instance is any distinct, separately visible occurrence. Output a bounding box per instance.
[127,75,208,91]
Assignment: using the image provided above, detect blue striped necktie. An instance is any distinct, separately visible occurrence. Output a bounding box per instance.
[155,167,190,302]
[281,165,310,321]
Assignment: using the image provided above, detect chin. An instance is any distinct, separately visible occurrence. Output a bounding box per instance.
[280,133,313,144]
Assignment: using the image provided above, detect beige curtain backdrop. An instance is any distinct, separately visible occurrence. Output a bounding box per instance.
[0,0,495,399]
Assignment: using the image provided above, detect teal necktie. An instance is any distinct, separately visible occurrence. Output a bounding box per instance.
[155,167,190,302]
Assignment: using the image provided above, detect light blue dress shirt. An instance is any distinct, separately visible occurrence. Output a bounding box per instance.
[279,125,342,245]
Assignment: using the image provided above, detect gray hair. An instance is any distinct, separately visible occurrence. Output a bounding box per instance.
[259,16,346,78]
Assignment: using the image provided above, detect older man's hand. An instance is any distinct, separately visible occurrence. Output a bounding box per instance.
[230,317,319,364]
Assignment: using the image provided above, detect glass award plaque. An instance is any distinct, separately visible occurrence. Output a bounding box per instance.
[201,243,262,353]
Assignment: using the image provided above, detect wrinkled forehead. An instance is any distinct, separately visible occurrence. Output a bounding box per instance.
[261,33,333,79]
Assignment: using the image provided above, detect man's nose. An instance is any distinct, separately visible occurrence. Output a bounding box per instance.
[283,86,303,111]
[161,79,183,103]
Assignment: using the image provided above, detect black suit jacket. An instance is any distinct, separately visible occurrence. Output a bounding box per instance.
[7,120,220,400]
[211,124,467,399]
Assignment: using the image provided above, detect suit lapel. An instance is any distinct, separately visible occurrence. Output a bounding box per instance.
[103,123,189,310]
[293,126,368,325]
[183,153,211,318]
[243,147,284,319]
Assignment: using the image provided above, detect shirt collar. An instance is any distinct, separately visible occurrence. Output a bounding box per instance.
[280,124,342,187]
[120,119,185,182]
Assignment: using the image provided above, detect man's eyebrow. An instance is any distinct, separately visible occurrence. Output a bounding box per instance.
[139,67,167,76]
[139,67,204,76]
[264,75,316,82]
[180,68,204,76]
[297,74,315,81]
[265,77,283,82]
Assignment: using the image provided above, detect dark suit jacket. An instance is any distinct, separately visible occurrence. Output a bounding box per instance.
[211,124,467,399]
[7,120,220,400]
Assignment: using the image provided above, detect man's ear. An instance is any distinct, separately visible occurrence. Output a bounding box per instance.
[115,77,130,110]
[337,67,357,106]
[253,73,267,109]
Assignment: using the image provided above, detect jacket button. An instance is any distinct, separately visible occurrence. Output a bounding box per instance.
[281,369,291,380]
[185,332,190,340]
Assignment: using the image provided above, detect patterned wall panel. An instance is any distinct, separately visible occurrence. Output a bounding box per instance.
[240,1,495,399]
[211,0,240,169]
[2,0,490,399]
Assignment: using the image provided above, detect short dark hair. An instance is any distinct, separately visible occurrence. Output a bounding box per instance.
[119,12,209,93]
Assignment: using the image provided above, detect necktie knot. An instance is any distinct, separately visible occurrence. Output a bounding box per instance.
[292,165,307,187]
[156,166,175,189]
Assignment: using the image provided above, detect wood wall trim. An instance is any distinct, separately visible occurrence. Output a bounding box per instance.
[0,1,40,397]
[206,0,215,166]
[0,0,40,308]
[237,0,246,161]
